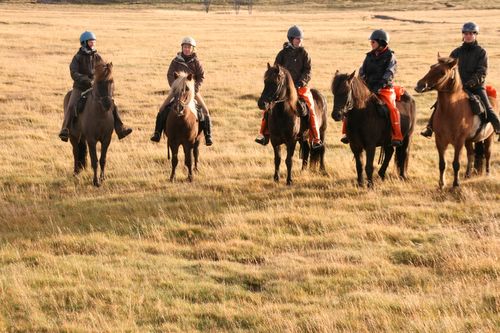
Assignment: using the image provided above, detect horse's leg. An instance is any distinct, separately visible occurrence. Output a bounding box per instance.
[436,140,447,189]
[99,137,111,183]
[70,138,80,175]
[464,140,474,178]
[484,135,493,175]
[184,143,194,182]
[365,146,376,188]
[273,144,281,183]
[378,146,394,181]
[301,140,309,171]
[193,139,200,172]
[286,141,297,186]
[87,141,100,187]
[319,145,327,174]
[452,143,464,187]
[352,147,364,187]
[169,142,179,182]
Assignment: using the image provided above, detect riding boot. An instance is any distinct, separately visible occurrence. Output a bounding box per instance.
[255,112,269,145]
[309,109,323,149]
[340,118,349,144]
[113,105,132,140]
[203,114,213,146]
[421,102,437,138]
[151,106,169,142]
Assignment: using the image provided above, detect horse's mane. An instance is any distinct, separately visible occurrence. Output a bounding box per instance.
[332,73,372,109]
[94,61,113,82]
[437,57,462,92]
[165,71,195,104]
[265,65,298,112]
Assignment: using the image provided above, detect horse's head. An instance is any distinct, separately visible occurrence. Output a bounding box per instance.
[258,63,295,110]
[169,72,195,116]
[331,70,356,121]
[93,61,115,111]
[415,55,459,93]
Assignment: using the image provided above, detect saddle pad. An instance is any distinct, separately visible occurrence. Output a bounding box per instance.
[394,85,405,102]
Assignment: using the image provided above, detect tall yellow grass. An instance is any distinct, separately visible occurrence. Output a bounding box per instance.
[0,3,498,332]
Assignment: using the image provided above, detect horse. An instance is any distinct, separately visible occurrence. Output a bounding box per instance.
[64,61,115,187]
[163,72,203,182]
[415,56,495,188]
[331,71,416,187]
[257,63,327,185]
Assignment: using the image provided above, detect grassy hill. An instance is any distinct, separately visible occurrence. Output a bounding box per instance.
[0,2,498,332]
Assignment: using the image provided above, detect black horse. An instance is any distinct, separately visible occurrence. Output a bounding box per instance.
[331,71,416,187]
[258,63,327,185]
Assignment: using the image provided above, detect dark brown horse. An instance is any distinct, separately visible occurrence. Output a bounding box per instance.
[64,61,115,187]
[331,71,416,187]
[163,72,203,182]
[257,63,327,185]
[415,56,495,188]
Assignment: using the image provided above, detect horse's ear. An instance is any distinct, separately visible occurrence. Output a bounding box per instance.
[267,62,271,70]
[174,72,180,80]
[437,52,441,59]
[335,69,339,75]
[186,73,193,81]
[108,62,113,69]
[348,71,356,81]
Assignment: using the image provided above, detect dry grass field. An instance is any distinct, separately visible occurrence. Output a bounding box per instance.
[0,2,499,332]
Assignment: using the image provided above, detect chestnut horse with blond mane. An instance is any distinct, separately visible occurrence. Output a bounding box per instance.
[415,56,496,188]
[163,72,203,182]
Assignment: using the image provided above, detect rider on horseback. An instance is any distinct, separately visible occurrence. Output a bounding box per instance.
[255,25,323,149]
[59,31,132,142]
[341,29,403,147]
[150,37,213,146]
[421,22,500,140]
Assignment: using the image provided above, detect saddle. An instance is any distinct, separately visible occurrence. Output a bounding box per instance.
[75,88,92,116]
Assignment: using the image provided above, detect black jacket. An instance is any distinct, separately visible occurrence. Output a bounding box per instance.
[70,48,103,91]
[359,47,397,93]
[450,41,487,89]
[274,43,311,87]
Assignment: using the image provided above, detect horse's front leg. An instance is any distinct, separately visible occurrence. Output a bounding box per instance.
[273,143,281,183]
[285,140,297,186]
[87,141,100,187]
[365,146,376,188]
[169,142,179,182]
[184,143,194,182]
[452,143,464,187]
[378,146,394,181]
[464,140,474,178]
[352,146,364,187]
[99,137,111,183]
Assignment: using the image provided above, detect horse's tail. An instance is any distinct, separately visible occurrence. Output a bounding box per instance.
[473,141,485,173]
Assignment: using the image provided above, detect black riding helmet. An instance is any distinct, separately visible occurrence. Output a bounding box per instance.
[369,29,389,47]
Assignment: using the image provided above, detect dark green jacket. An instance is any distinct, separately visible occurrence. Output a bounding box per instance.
[359,47,397,93]
[274,43,311,88]
[450,41,487,88]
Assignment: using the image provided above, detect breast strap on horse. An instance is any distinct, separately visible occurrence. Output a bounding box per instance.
[76,87,93,116]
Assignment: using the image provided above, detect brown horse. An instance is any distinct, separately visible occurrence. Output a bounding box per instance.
[331,71,416,187]
[257,63,327,185]
[163,72,203,182]
[64,61,115,187]
[415,56,495,188]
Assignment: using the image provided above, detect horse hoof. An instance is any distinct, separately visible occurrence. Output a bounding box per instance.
[274,176,279,182]
[286,180,293,186]
[93,181,100,187]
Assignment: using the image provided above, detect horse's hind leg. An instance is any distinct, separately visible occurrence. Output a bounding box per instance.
[273,144,281,183]
[99,138,111,183]
[301,140,309,171]
[378,146,394,181]
[285,141,297,186]
[484,135,493,175]
[88,141,100,187]
[169,143,179,182]
[184,143,194,182]
[464,140,474,178]
[352,148,364,187]
[193,139,200,172]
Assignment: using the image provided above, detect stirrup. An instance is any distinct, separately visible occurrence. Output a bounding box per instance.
[311,140,323,149]
[255,134,269,146]
[391,139,402,147]
[150,131,161,142]
[117,126,132,140]
[420,127,433,138]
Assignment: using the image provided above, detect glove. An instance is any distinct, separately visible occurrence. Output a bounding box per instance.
[295,81,304,89]
[464,79,476,89]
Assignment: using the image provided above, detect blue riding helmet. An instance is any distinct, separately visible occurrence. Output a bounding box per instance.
[80,31,96,45]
